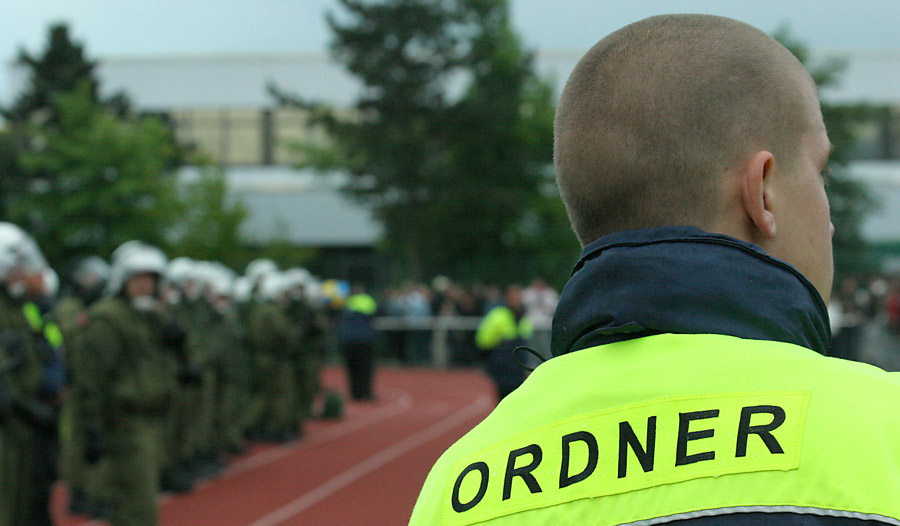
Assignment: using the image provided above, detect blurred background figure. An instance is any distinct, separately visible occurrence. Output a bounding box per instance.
[0,222,58,526]
[401,282,432,365]
[475,284,533,401]
[56,256,111,520]
[246,271,301,442]
[831,277,867,360]
[338,284,377,401]
[522,276,559,358]
[74,241,178,526]
[885,278,900,333]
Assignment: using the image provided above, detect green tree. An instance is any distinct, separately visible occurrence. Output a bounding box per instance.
[12,82,184,266]
[3,24,101,126]
[169,169,249,267]
[1,24,100,216]
[275,0,574,283]
[322,0,469,280]
[429,1,574,283]
[3,22,247,272]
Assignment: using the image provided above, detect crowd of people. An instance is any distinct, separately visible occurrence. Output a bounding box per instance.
[379,277,559,366]
[829,274,900,361]
[0,223,340,526]
[0,219,563,526]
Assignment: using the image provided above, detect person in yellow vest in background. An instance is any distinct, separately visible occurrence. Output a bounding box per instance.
[338,284,377,401]
[411,14,900,526]
[476,285,533,402]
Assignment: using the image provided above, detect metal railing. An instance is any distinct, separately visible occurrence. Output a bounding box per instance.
[372,315,552,368]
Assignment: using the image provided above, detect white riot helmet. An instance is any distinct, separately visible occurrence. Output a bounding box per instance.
[259,271,287,303]
[43,267,59,300]
[0,223,48,298]
[204,263,236,314]
[233,276,252,303]
[110,240,149,265]
[246,259,277,283]
[283,267,311,301]
[167,257,196,288]
[72,256,111,289]
[304,277,322,303]
[107,241,168,297]
[246,258,278,301]
[205,264,235,299]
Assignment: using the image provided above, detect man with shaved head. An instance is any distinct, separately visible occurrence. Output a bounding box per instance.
[411,15,900,525]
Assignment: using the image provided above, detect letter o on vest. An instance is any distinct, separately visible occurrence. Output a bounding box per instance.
[452,462,490,513]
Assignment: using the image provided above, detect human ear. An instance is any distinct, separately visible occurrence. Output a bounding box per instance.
[740,151,777,239]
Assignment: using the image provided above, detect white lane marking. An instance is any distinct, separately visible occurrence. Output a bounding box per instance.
[224,387,413,479]
[244,395,492,526]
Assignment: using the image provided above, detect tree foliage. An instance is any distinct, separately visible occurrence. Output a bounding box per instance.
[2,23,247,272]
[3,24,101,126]
[11,82,183,266]
[170,169,249,267]
[274,0,578,285]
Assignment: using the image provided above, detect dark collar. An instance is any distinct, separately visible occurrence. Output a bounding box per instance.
[550,226,831,357]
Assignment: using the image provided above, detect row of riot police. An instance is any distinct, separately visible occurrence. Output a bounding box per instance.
[0,222,330,526]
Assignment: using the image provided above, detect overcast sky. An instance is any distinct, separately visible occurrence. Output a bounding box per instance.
[2,0,899,102]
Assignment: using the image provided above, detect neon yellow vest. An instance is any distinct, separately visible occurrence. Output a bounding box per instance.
[23,301,64,348]
[410,333,900,525]
[476,306,533,351]
[346,293,377,315]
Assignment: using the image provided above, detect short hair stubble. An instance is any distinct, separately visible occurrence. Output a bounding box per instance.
[554,14,819,245]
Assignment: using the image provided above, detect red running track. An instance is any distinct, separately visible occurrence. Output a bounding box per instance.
[53,366,495,526]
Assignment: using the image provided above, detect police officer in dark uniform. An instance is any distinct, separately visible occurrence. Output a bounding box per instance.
[338,284,377,401]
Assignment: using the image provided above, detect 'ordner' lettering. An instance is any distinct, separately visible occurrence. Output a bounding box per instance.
[448,394,805,521]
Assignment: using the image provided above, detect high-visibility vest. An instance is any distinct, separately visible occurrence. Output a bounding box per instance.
[23,300,64,348]
[410,333,900,525]
[475,306,533,351]
[346,293,377,316]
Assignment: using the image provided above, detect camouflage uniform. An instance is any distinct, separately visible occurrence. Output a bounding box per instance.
[54,295,87,501]
[188,297,224,470]
[248,300,297,441]
[57,294,112,518]
[160,296,206,490]
[206,305,246,454]
[0,290,43,526]
[76,296,177,526]
[285,297,322,429]
[22,300,64,526]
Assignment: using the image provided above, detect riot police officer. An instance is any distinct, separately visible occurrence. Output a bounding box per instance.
[75,241,179,526]
[0,222,56,526]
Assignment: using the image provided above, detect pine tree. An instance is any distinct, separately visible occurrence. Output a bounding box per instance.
[2,22,248,270]
[274,0,570,282]
[4,23,100,126]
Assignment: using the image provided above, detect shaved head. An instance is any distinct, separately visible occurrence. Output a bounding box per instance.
[555,14,820,245]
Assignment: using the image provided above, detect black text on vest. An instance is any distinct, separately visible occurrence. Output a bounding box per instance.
[450,403,787,514]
